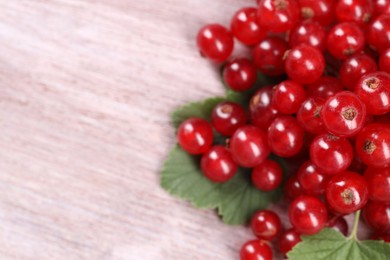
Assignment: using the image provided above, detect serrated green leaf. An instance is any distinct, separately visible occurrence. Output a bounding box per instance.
[161,145,281,225]
[288,228,390,260]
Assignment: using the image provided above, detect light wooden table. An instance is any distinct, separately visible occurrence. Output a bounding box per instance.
[0,1,263,259]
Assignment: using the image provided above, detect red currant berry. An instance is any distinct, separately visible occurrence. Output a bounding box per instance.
[223,58,257,92]
[366,15,390,53]
[289,20,327,51]
[310,134,354,175]
[373,0,390,17]
[253,37,288,76]
[211,102,247,136]
[327,216,349,236]
[240,240,273,260]
[201,146,237,183]
[257,0,300,33]
[339,54,378,91]
[285,175,306,199]
[278,228,302,257]
[251,210,282,240]
[250,86,280,130]
[325,171,369,214]
[177,118,213,154]
[363,200,390,232]
[379,48,390,73]
[363,166,390,203]
[285,44,325,84]
[252,159,283,191]
[327,22,365,60]
[297,160,329,196]
[354,72,390,115]
[306,76,344,99]
[230,125,270,168]
[268,116,304,158]
[298,0,336,26]
[355,123,390,168]
[196,24,234,63]
[297,97,326,135]
[336,0,374,25]
[289,195,328,235]
[231,7,266,46]
[272,80,307,115]
[321,91,367,137]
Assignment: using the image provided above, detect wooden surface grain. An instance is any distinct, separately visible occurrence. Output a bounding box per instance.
[0,0,265,259]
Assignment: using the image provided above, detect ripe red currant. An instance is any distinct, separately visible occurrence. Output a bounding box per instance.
[298,0,336,26]
[272,80,307,115]
[251,210,282,240]
[310,134,354,175]
[285,44,325,84]
[223,58,257,92]
[373,0,390,17]
[289,195,328,235]
[355,123,390,168]
[325,171,369,214]
[363,166,390,203]
[201,145,237,183]
[306,76,344,99]
[230,125,270,168]
[211,101,247,136]
[379,48,390,73]
[253,37,288,76]
[240,240,273,260]
[231,7,266,46]
[297,97,326,135]
[289,20,327,51]
[196,24,234,63]
[177,118,213,154]
[297,160,329,196]
[366,14,390,53]
[327,216,348,236]
[278,228,302,257]
[250,86,280,130]
[321,91,367,137]
[363,200,390,232]
[336,0,374,25]
[285,175,306,199]
[252,159,283,191]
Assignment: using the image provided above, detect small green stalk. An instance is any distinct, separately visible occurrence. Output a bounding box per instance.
[348,210,361,241]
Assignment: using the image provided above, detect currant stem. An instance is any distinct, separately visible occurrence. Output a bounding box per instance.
[348,210,361,241]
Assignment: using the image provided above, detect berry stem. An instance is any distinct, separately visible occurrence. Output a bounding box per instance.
[348,210,361,241]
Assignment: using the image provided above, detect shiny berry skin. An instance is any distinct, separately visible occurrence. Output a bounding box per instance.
[223,58,257,92]
[310,134,354,175]
[251,210,282,240]
[230,125,270,168]
[289,195,328,235]
[327,22,365,60]
[285,44,325,84]
[278,228,302,257]
[325,171,369,214]
[379,48,390,73]
[339,54,378,91]
[297,97,326,135]
[211,102,247,136]
[328,216,348,236]
[273,80,306,115]
[240,240,273,260]
[321,91,367,137]
[177,118,213,155]
[354,72,390,115]
[373,0,390,17]
[268,116,304,158]
[252,159,283,191]
[297,160,329,195]
[364,166,390,203]
[231,7,266,46]
[196,24,234,63]
[289,20,327,51]
[285,175,305,199]
[336,0,374,25]
[355,123,390,168]
[253,37,288,76]
[366,15,390,53]
[257,0,300,33]
[306,76,344,99]
[250,86,280,129]
[363,200,390,232]
[201,146,237,183]
[298,0,336,26]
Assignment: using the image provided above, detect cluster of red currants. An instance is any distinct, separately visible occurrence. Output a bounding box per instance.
[178,0,390,259]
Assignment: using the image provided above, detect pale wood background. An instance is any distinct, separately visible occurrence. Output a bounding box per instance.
[0,0,270,259]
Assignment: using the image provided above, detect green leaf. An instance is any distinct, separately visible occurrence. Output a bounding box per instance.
[287,228,390,260]
[161,145,281,225]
